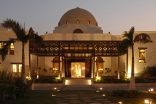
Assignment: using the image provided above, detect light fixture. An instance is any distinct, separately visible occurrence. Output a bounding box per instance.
[54,87,57,90]
[37,75,39,79]
[102,94,105,96]
[118,101,122,104]
[96,90,99,92]
[52,94,56,96]
[144,98,153,104]
[148,88,154,92]
[100,87,103,90]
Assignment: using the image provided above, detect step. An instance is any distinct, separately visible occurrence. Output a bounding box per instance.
[64,78,93,85]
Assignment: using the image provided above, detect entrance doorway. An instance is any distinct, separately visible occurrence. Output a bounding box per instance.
[71,62,85,78]
[65,58,91,78]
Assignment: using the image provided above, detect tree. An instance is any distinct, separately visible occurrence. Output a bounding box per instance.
[118,27,152,90]
[0,18,44,83]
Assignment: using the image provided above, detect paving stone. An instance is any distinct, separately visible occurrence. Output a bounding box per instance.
[103,101,112,103]
[95,99,105,100]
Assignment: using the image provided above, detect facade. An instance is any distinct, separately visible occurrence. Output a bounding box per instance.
[0,7,156,79]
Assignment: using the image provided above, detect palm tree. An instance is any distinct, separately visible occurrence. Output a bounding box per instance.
[0,18,44,83]
[118,26,152,90]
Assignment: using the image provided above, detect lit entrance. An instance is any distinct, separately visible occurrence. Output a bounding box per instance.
[71,62,85,78]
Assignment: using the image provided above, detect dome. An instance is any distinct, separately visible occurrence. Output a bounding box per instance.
[58,7,98,26]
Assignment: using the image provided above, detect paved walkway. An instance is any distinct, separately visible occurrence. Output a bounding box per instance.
[34,85,156,104]
[52,90,118,104]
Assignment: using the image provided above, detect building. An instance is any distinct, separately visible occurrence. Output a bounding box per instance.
[0,7,156,79]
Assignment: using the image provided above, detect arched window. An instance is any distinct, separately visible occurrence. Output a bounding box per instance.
[73,29,83,33]
[96,57,104,74]
[76,20,80,24]
[66,20,68,24]
[52,57,60,70]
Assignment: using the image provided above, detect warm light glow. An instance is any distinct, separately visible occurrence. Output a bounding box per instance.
[144,98,153,104]
[65,80,68,85]
[102,94,105,96]
[96,90,99,92]
[148,88,154,92]
[100,87,103,90]
[12,64,17,72]
[118,101,122,104]
[54,87,57,90]
[127,66,131,78]
[26,76,31,80]
[53,68,58,70]
[0,43,2,48]
[52,94,56,96]
[99,68,103,70]
[55,75,61,80]
[37,75,39,79]
[87,80,92,85]
[19,64,22,72]
[71,62,85,78]
[95,76,101,81]
[10,43,14,49]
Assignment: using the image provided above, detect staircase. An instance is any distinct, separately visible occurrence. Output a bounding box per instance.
[64,78,93,85]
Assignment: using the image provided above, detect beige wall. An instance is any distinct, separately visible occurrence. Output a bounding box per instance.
[1,27,156,78]
[0,30,30,76]
[53,24,103,33]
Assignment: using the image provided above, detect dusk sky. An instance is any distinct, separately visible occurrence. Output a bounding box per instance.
[0,0,156,35]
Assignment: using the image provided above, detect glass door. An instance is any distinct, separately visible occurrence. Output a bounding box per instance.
[71,62,85,78]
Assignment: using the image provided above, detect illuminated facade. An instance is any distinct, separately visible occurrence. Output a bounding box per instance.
[0,7,156,78]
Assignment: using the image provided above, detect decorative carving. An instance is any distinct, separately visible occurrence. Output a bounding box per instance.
[29,41,121,57]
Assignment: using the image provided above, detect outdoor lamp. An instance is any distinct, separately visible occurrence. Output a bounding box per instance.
[148,88,154,92]
[118,101,122,104]
[102,94,105,96]
[54,87,57,90]
[144,98,153,104]
[100,87,103,90]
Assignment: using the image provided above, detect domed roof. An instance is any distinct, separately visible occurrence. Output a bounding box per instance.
[58,7,98,26]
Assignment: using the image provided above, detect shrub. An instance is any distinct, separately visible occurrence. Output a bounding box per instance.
[34,76,63,83]
[94,76,130,83]
[0,70,33,103]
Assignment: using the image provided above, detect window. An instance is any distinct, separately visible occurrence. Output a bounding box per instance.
[88,21,90,24]
[138,48,146,63]
[12,63,22,72]
[66,20,68,24]
[0,42,2,49]
[10,43,14,55]
[73,29,83,33]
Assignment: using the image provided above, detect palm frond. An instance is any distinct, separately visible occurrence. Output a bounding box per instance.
[2,18,26,41]
[122,27,134,43]
[33,33,45,47]
[0,39,15,61]
[134,33,153,43]
[28,27,45,47]
[118,39,130,55]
